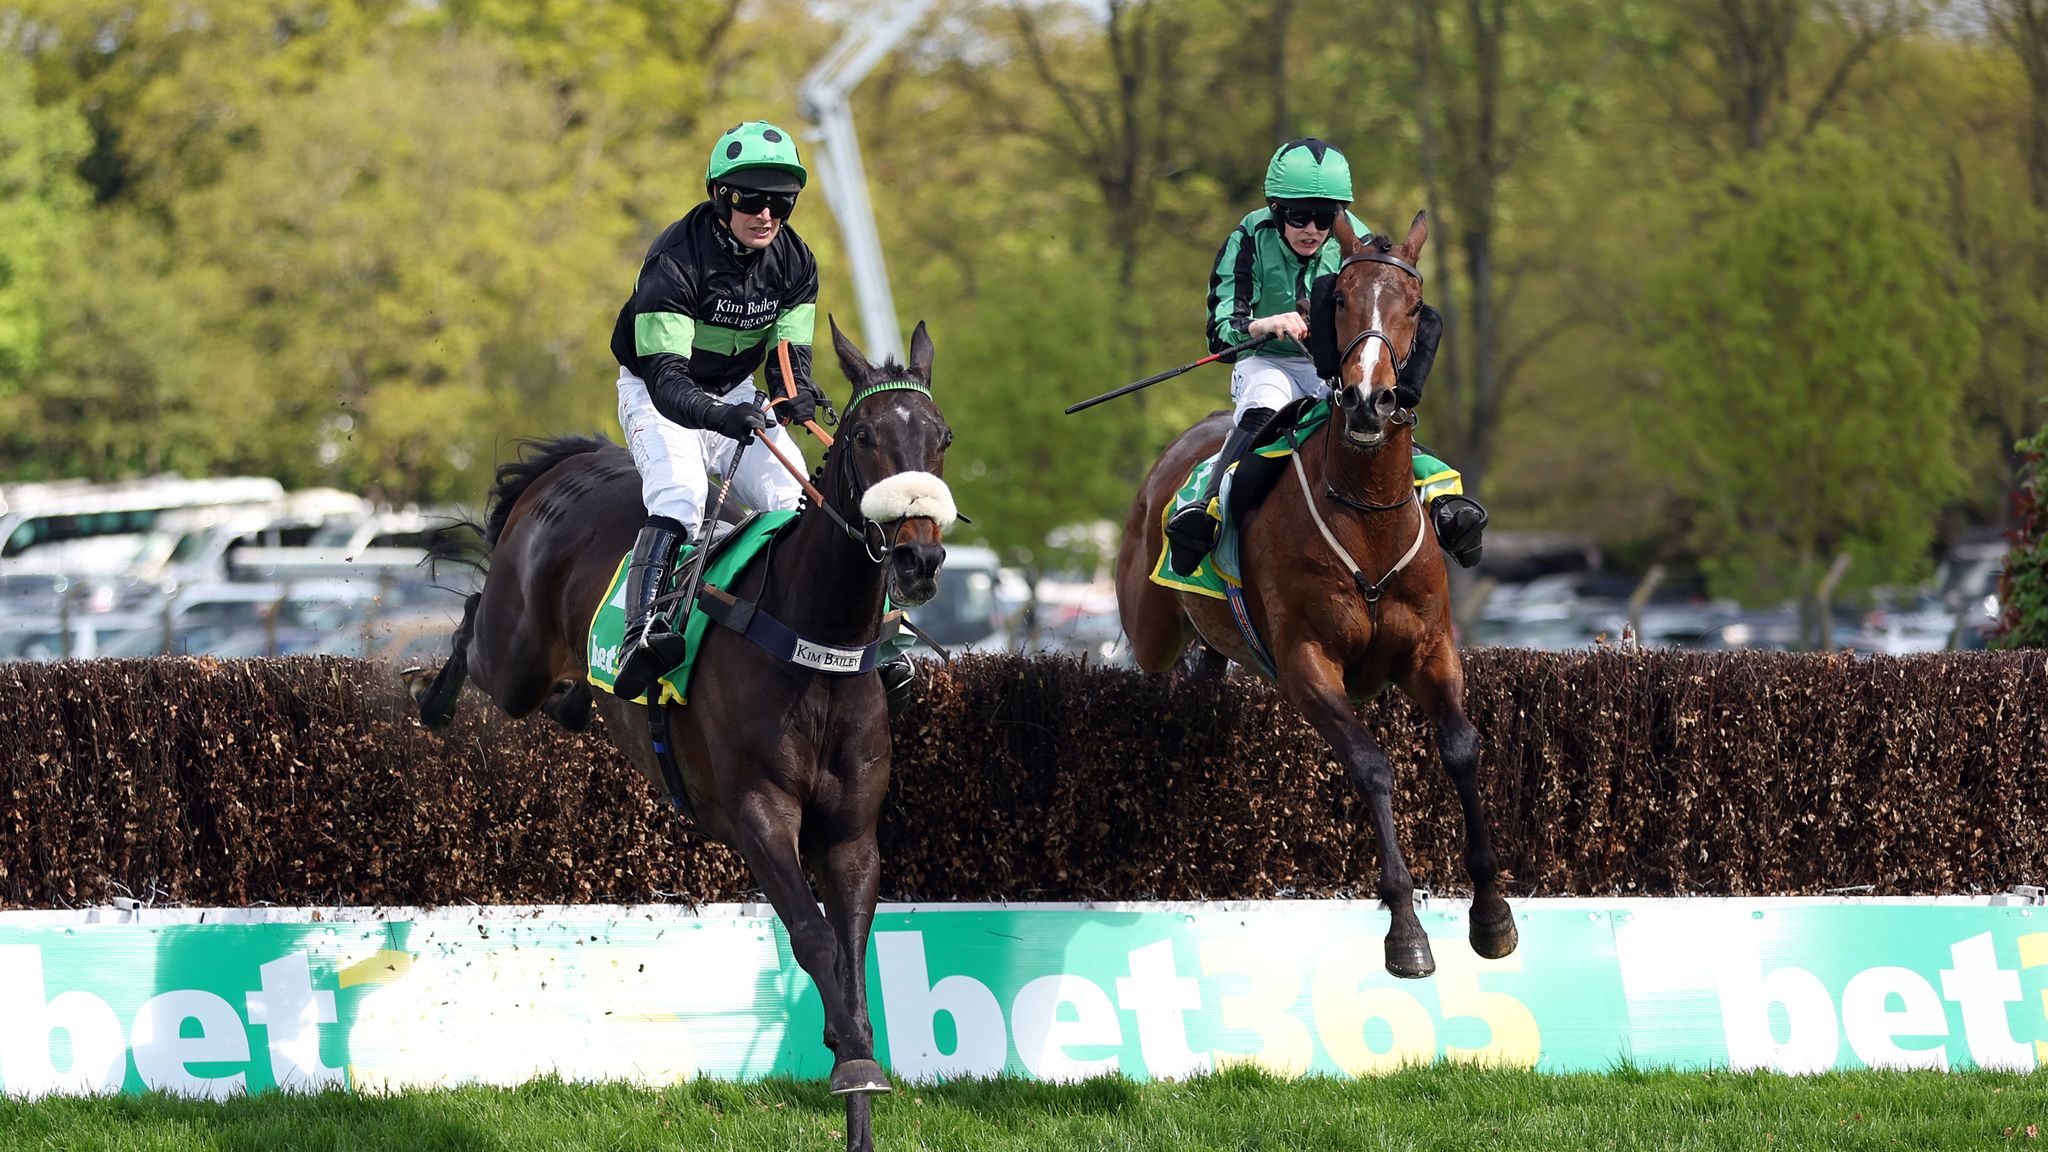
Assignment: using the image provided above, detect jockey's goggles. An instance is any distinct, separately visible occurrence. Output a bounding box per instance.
[718,184,798,219]
[1273,203,1338,231]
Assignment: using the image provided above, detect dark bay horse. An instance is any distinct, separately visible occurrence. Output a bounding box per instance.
[408,319,953,1152]
[1115,211,1515,980]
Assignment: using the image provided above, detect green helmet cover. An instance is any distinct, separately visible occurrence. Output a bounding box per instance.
[705,120,809,192]
[1264,138,1352,203]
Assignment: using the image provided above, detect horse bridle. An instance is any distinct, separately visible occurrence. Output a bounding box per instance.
[1332,249,1424,390]
[828,379,938,564]
[1327,253,1425,518]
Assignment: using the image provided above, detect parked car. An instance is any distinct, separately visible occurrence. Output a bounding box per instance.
[902,545,1008,654]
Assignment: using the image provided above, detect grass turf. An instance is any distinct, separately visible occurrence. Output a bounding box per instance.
[4,1064,2046,1151]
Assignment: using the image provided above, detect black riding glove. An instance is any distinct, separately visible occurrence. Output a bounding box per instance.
[1396,303,1443,410]
[774,381,826,430]
[709,401,769,443]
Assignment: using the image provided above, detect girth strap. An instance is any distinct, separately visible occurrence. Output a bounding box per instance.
[1223,583,1278,679]
[697,586,903,674]
[647,701,695,821]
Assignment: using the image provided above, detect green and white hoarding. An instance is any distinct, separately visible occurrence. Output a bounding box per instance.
[3,898,2046,1096]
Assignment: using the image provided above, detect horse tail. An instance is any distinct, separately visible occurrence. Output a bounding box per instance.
[408,434,611,730]
[420,517,489,579]
[482,434,617,548]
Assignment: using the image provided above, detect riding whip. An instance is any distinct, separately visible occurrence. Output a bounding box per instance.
[1063,335,1268,415]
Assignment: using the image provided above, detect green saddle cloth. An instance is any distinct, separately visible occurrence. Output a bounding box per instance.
[1149,401,1462,600]
[586,510,798,705]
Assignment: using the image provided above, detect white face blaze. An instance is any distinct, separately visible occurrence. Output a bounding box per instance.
[1343,278,1394,392]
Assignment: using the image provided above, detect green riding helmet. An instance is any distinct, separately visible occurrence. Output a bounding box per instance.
[704,120,809,195]
[1264,138,1352,204]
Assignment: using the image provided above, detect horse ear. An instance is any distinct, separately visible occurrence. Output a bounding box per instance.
[907,320,935,385]
[1399,210,1429,261]
[1333,211,1364,257]
[829,314,873,388]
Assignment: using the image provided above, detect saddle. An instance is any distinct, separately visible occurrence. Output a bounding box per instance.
[1226,396,1325,537]
[586,510,795,705]
[1150,400,1461,600]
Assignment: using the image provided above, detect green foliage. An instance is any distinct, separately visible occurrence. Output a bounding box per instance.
[1638,127,1980,613]
[1995,424,2048,649]
[909,246,1160,572]
[0,0,2040,587]
[0,58,88,389]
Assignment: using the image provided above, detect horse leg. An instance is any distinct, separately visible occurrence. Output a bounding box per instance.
[467,616,561,719]
[1280,648,1434,978]
[728,793,878,1089]
[1171,640,1229,686]
[1403,644,1517,960]
[538,679,594,732]
[406,591,481,728]
[1116,551,1195,675]
[813,831,887,1152]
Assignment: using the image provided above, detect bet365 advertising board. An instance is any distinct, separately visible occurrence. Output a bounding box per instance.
[3,899,2045,1097]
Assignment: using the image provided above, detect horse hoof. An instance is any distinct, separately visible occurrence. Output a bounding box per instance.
[1471,913,1519,960]
[1385,939,1436,980]
[399,666,431,700]
[830,1059,892,1096]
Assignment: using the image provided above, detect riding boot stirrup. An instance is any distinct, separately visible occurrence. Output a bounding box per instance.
[878,652,917,720]
[613,522,692,700]
[1430,494,1488,569]
[1164,418,1267,578]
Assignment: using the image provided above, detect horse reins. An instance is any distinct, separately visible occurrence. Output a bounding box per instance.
[755,376,939,563]
[772,338,836,447]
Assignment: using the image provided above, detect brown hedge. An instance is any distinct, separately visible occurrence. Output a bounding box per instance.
[1,649,2043,909]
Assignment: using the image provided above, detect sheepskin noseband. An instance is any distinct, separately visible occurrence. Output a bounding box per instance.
[859,471,957,532]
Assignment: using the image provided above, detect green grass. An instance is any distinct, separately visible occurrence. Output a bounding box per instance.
[3,1064,2046,1151]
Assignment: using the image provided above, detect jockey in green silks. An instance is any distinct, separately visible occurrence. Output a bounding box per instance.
[1163,138,1487,578]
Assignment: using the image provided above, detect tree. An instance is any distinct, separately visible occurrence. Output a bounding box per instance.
[1994,423,2048,646]
[1647,0,1931,155]
[911,244,1152,576]
[1399,0,1610,499]
[1638,127,1980,639]
[0,57,89,412]
[1983,0,2048,468]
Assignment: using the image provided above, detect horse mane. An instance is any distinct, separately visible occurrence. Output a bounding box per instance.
[483,434,616,547]
[1366,232,1394,253]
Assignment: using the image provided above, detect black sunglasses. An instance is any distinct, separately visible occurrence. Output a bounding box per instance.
[719,185,798,219]
[1275,205,1337,231]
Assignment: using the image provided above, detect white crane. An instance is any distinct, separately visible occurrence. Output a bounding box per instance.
[798,0,939,367]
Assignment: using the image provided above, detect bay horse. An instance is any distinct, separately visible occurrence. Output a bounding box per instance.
[408,319,953,1152]
[1114,211,1516,979]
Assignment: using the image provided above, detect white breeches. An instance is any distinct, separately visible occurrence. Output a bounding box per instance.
[1229,354,1328,423]
[616,367,805,534]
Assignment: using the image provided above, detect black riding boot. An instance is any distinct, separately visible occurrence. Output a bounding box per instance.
[1164,408,1274,577]
[1430,494,1488,569]
[878,652,916,719]
[612,518,692,701]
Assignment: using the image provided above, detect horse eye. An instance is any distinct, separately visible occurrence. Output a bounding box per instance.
[1410,301,1422,316]
[854,426,873,447]
[1334,292,1346,308]
[941,430,954,450]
